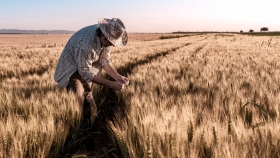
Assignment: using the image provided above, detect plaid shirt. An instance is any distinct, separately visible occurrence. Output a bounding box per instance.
[54,24,111,87]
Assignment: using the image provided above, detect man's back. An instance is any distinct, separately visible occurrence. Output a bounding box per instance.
[54,24,100,87]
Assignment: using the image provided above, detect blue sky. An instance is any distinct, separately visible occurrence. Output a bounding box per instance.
[0,0,279,32]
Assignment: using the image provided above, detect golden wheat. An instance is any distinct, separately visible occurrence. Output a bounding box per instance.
[1,33,280,157]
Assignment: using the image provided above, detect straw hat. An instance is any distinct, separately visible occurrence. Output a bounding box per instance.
[98,18,128,47]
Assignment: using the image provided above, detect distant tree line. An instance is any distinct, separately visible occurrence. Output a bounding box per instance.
[240,27,269,33]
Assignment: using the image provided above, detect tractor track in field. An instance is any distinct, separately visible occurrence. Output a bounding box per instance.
[117,43,191,75]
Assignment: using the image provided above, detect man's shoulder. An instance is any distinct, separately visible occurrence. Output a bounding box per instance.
[68,24,99,45]
[75,24,98,34]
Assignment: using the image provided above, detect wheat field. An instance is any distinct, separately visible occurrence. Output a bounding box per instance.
[1,33,280,158]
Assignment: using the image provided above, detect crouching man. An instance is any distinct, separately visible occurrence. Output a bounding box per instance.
[54,18,129,123]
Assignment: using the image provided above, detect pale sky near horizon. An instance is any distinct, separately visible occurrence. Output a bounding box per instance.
[0,0,279,33]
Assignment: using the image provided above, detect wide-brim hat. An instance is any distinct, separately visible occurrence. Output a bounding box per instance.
[98,18,128,47]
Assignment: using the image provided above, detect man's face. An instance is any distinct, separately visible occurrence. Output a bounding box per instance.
[100,33,113,47]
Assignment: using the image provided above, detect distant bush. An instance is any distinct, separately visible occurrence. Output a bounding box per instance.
[260,27,268,32]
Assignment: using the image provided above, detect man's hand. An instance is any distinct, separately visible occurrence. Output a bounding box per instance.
[103,64,129,86]
[109,81,126,90]
[92,75,127,91]
[115,75,129,86]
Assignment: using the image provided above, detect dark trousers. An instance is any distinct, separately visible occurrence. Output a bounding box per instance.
[66,71,97,124]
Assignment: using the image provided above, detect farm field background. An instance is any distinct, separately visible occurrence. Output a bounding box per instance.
[1,33,280,157]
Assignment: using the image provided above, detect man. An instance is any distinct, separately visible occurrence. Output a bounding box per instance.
[54,18,129,122]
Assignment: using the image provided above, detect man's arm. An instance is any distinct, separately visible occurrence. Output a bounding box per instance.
[103,64,129,85]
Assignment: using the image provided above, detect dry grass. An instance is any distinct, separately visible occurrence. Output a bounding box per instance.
[1,33,280,157]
